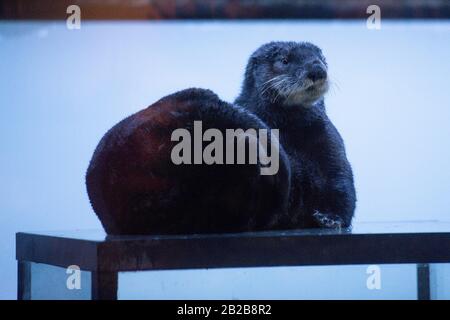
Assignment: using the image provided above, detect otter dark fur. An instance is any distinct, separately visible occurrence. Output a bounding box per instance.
[86,41,355,235]
[86,88,291,235]
[236,41,356,228]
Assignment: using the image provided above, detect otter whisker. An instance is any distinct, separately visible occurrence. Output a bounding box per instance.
[262,77,288,99]
[260,75,286,96]
[259,76,283,92]
[271,78,290,103]
[329,75,341,91]
[261,75,284,87]
[269,79,284,102]
[327,76,340,96]
[260,82,278,96]
[285,81,302,102]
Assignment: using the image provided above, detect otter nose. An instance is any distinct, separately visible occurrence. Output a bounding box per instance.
[307,65,327,82]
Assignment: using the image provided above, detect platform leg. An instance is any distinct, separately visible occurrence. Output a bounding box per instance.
[417,263,431,300]
[17,261,31,300]
[91,271,118,300]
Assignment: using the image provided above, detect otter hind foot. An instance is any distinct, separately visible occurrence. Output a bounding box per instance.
[313,211,344,229]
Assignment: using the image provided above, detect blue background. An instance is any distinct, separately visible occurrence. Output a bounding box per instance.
[1,20,450,299]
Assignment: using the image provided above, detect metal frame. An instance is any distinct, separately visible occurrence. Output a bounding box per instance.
[17,225,450,300]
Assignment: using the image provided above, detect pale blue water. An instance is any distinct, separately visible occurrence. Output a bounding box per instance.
[1,20,450,299]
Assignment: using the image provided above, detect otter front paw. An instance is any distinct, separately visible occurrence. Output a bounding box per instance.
[313,211,344,229]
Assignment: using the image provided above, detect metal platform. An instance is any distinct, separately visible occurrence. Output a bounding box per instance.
[16,221,450,300]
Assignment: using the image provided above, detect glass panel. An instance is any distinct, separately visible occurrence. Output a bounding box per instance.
[430,263,450,300]
[118,264,417,300]
[30,262,91,300]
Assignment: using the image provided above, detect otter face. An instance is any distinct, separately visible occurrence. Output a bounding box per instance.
[250,41,329,107]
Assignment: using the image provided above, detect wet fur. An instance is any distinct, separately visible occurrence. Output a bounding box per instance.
[86,41,355,235]
[86,89,291,235]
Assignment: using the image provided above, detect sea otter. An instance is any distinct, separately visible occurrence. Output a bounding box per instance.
[86,41,355,235]
[235,41,356,228]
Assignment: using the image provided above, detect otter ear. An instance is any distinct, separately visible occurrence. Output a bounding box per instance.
[244,56,258,78]
[249,56,258,67]
[249,54,258,64]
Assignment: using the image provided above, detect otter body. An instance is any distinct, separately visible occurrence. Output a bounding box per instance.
[236,41,356,228]
[86,89,290,235]
[86,41,355,235]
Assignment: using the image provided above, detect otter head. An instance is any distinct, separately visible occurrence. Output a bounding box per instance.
[243,41,329,107]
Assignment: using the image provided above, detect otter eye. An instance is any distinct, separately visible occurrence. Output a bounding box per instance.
[281,58,289,65]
